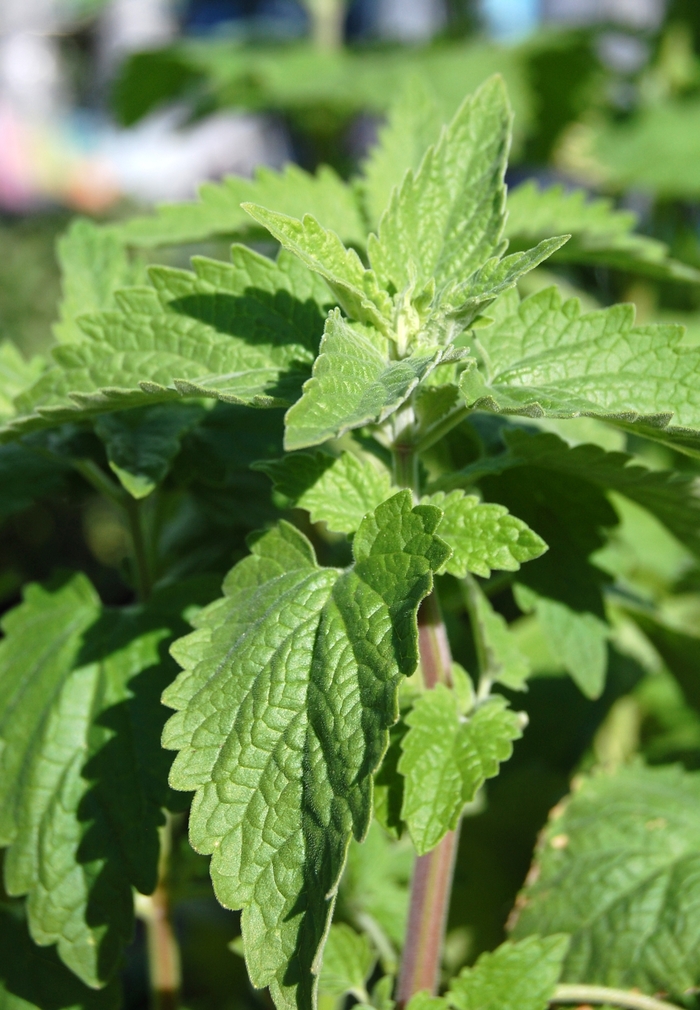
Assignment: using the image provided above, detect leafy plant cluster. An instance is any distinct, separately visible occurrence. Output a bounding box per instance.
[4,71,700,1010]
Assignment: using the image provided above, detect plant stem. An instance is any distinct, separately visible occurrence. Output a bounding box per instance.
[552,985,683,1010]
[396,588,457,1007]
[415,405,471,456]
[123,496,153,602]
[73,459,153,602]
[137,815,181,1010]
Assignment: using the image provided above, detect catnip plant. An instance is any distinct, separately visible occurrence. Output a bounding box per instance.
[3,74,700,1010]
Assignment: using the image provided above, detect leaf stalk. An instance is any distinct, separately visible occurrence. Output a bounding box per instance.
[552,984,684,1010]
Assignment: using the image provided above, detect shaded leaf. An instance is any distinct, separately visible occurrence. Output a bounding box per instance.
[318,924,375,1007]
[0,342,45,422]
[463,577,531,691]
[511,764,700,994]
[0,575,207,986]
[255,448,392,533]
[399,688,522,854]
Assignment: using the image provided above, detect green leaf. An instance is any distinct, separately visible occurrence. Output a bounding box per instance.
[463,578,531,691]
[162,492,450,1010]
[94,404,206,498]
[2,247,324,443]
[53,219,145,344]
[422,490,546,578]
[0,575,205,986]
[505,180,700,283]
[242,205,391,332]
[447,935,570,1010]
[117,164,367,249]
[0,342,45,422]
[511,764,700,994]
[514,586,608,700]
[367,76,511,294]
[318,924,375,1007]
[460,287,700,428]
[0,443,70,524]
[338,820,413,961]
[406,995,446,1010]
[359,77,442,232]
[468,430,700,561]
[284,310,447,451]
[0,904,119,1010]
[254,448,392,534]
[399,688,522,855]
[627,612,700,716]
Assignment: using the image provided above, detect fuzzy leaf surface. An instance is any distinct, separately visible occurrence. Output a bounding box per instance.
[94,404,206,498]
[242,205,391,331]
[399,689,522,854]
[118,164,366,249]
[255,449,392,534]
[460,287,700,428]
[505,181,700,283]
[511,764,700,994]
[284,310,444,450]
[162,492,450,1010]
[2,247,324,443]
[0,575,202,987]
[367,76,511,293]
[54,219,145,344]
[447,935,570,1010]
[423,490,546,578]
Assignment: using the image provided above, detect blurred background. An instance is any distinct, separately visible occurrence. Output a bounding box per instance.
[5,2,700,1009]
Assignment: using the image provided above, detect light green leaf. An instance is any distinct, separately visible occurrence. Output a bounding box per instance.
[367,76,511,294]
[284,310,446,451]
[318,924,375,1007]
[447,935,570,1010]
[460,286,700,428]
[0,342,45,422]
[162,492,450,1010]
[243,205,391,332]
[505,180,700,283]
[0,575,202,987]
[0,905,119,1010]
[359,77,442,232]
[514,584,608,699]
[511,764,700,994]
[423,490,546,578]
[2,247,324,443]
[95,404,206,498]
[406,995,446,1010]
[54,219,145,344]
[117,163,367,249]
[463,577,531,691]
[254,448,392,533]
[399,688,522,854]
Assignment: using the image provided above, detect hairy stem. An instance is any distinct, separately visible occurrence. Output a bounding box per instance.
[552,985,682,1010]
[137,815,181,1010]
[396,589,458,1007]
